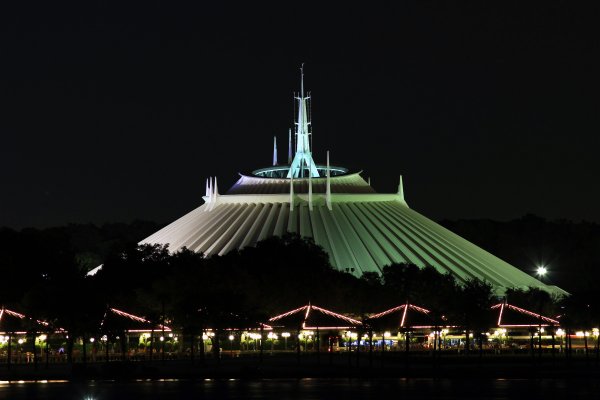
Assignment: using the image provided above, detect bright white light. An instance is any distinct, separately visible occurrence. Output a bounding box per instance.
[281,332,291,338]
[89,338,95,343]
[537,266,547,276]
[228,335,234,341]
[159,336,164,342]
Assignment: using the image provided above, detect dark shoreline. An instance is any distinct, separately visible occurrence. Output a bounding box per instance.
[2,355,600,381]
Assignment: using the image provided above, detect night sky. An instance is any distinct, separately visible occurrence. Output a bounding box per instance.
[2,2,598,229]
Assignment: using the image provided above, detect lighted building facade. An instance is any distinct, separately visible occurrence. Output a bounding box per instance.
[140,68,566,297]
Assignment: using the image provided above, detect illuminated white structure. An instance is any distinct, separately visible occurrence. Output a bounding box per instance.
[140,68,566,297]
[287,64,319,179]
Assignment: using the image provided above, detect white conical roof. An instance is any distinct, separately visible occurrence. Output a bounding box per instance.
[140,173,566,297]
[139,67,567,297]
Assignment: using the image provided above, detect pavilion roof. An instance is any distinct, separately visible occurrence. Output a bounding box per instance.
[0,307,51,334]
[491,303,559,328]
[101,308,171,333]
[366,303,439,330]
[268,304,362,330]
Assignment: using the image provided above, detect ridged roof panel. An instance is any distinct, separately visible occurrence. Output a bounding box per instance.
[140,198,567,297]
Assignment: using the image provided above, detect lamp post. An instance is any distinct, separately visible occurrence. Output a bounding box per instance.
[536,266,547,358]
[228,334,234,356]
[282,332,290,350]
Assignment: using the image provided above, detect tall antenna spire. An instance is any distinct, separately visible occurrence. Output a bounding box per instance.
[300,62,305,97]
[273,136,278,166]
[287,64,319,178]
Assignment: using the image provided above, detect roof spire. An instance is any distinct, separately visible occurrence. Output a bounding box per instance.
[287,64,319,178]
[308,158,313,211]
[208,177,220,211]
[205,178,210,198]
[273,136,278,166]
[326,151,332,210]
[398,175,405,203]
[288,128,292,164]
[289,173,294,211]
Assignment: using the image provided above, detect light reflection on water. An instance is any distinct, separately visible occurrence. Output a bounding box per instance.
[0,378,598,399]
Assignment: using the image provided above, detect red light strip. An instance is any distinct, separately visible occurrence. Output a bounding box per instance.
[506,304,559,324]
[110,308,171,331]
[497,303,504,327]
[268,305,308,322]
[310,305,362,325]
[370,303,432,321]
[407,304,431,314]
[110,308,147,322]
[490,303,559,326]
[400,304,408,327]
[369,305,406,319]
[4,309,26,319]
[0,308,61,333]
[304,325,358,330]
[268,305,361,326]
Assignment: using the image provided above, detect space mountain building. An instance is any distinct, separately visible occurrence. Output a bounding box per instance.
[140,68,566,297]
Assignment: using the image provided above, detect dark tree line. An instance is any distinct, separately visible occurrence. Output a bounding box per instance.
[1,218,598,358]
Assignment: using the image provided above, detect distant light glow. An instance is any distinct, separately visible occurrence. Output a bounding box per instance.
[537,266,547,276]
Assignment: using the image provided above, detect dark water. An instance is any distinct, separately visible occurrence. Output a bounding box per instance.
[1,378,599,400]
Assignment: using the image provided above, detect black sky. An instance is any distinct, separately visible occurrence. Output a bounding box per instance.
[1,1,598,229]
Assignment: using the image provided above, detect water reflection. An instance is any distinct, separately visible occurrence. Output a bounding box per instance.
[0,378,599,399]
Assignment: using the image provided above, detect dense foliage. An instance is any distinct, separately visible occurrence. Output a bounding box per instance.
[1,217,599,343]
